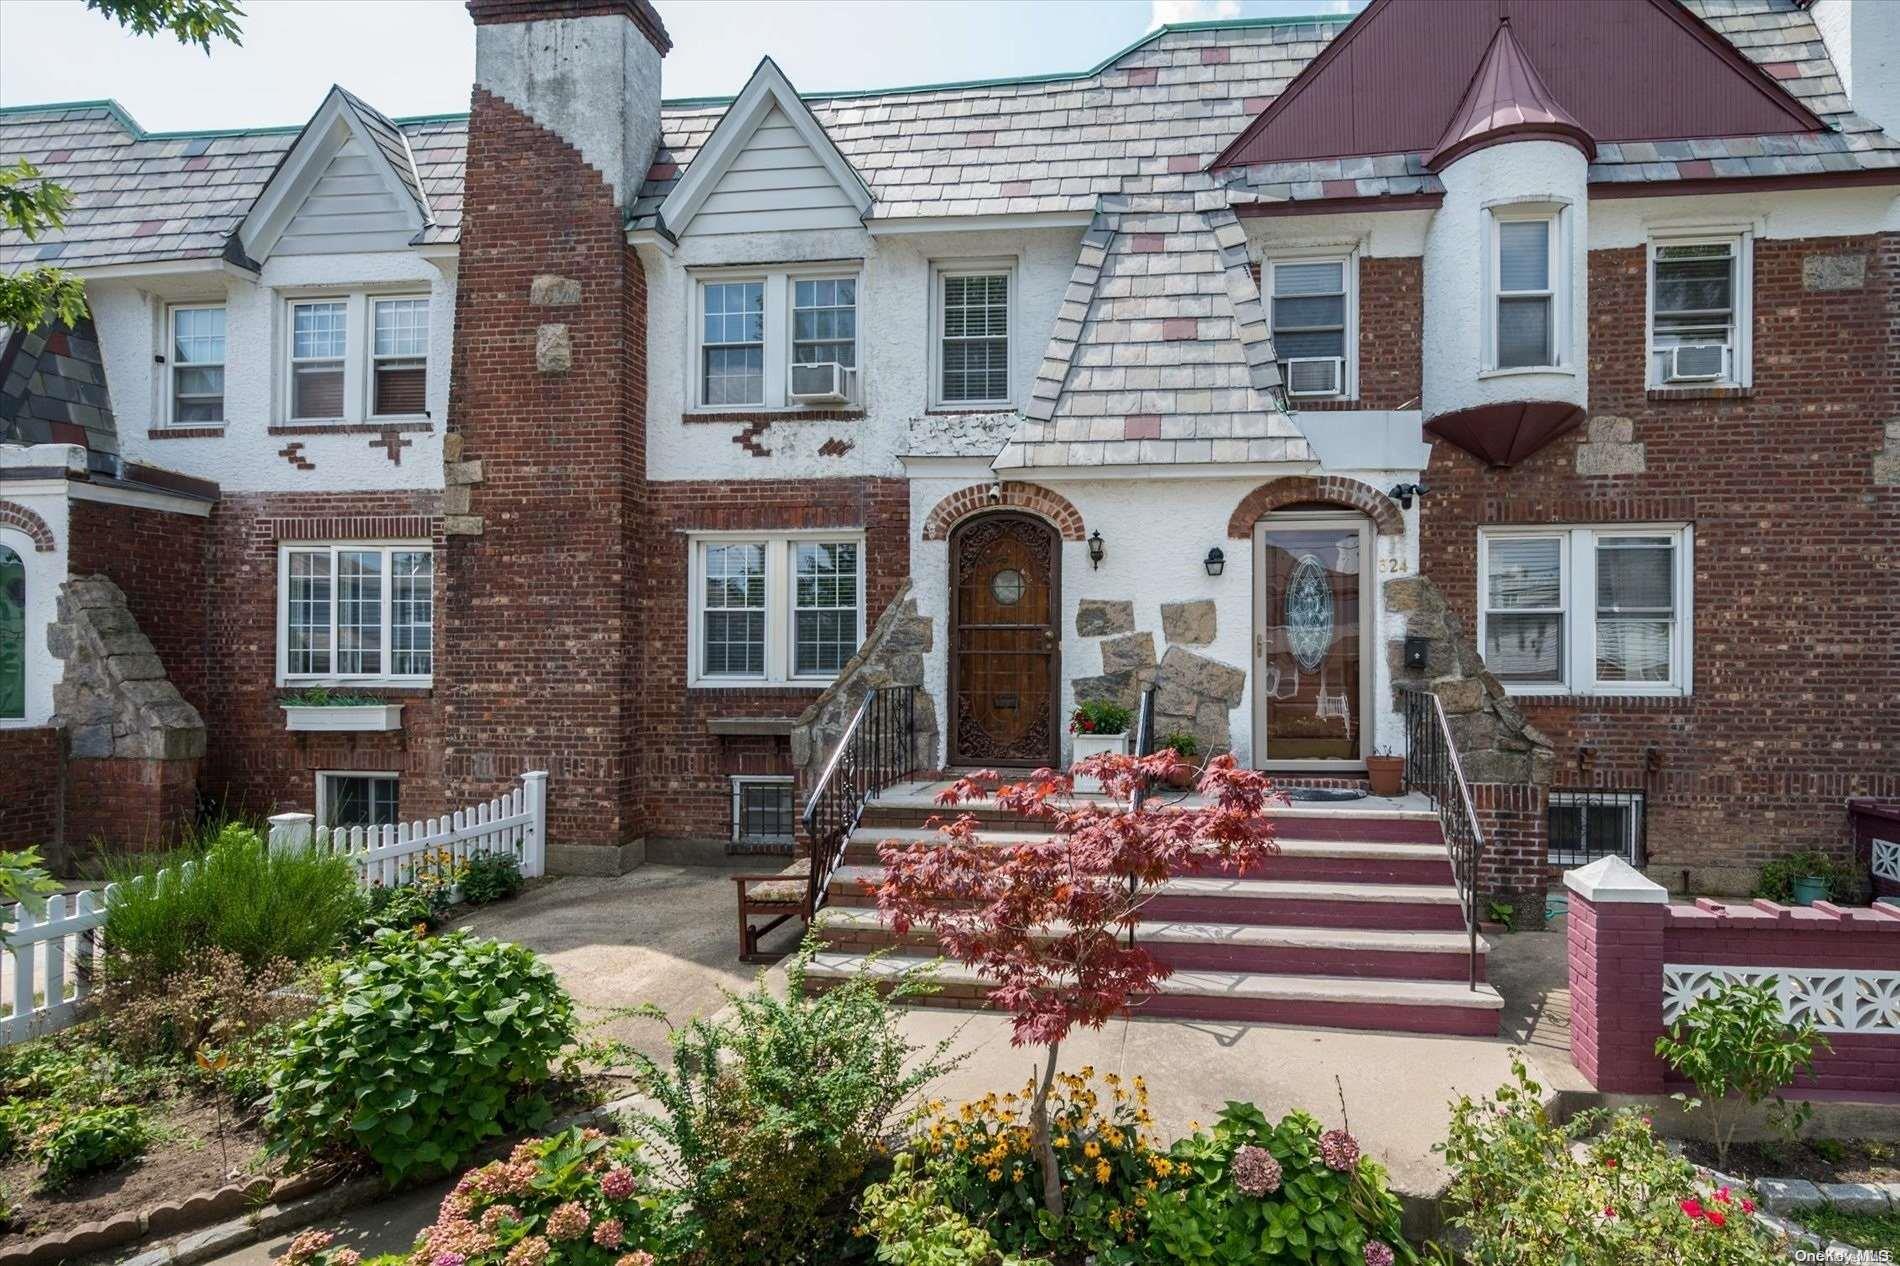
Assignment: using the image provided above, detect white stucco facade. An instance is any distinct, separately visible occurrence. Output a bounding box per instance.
[0,446,78,727]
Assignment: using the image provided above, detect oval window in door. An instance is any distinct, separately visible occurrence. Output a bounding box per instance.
[1285,553,1334,671]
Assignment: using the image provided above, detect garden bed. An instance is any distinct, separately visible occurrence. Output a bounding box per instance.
[1680,1137,1900,1185]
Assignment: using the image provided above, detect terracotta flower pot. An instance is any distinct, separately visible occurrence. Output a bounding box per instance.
[1164,760,1197,790]
[1365,755,1405,797]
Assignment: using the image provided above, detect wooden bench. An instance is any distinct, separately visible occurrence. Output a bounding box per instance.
[733,859,810,963]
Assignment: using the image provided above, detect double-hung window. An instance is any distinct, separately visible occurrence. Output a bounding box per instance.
[691,535,863,685]
[701,280,766,406]
[1488,211,1563,371]
[169,305,226,424]
[1478,526,1692,695]
[692,270,860,410]
[933,263,1012,406]
[1267,257,1352,398]
[1649,235,1749,387]
[285,292,431,423]
[279,543,434,683]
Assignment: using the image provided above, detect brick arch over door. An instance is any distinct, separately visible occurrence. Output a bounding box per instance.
[1226,477,1404,539]
[0,501,56,552]
[922,482,1086,542]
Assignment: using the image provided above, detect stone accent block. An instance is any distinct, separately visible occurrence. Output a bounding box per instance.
[1075,599,1135,637]
[1152,645,1246,748]
[1756,1178,1823,1214]
[1100,631,1155,675]
[50,577,205,764]
[1802,253,1867,291]
[535,323,573,374]
[1160,598,1216,645]
[793,580,939,783]
[530,274,582,305]
[1819,1182,1892,1213]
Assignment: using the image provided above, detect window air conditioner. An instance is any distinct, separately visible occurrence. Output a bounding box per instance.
[1284,356,1344,397]
[1665,344,1727,383]
[789,362,854,404]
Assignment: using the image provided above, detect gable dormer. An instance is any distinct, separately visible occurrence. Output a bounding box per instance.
[658,57,871,238]
[236,86,431,262]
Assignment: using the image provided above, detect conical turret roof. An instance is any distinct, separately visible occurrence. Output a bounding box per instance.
[1427,16,1596,172]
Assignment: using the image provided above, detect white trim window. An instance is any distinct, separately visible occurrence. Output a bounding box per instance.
[690,268,860,410]
[730,775,796,847]
[278,543,434,684]
[1487,209,1565,371]
[1478,526,1693,696]
[168,304,226,425]
[690,534,864,686]
[1548,790,1645,868]
[285,292,431,423]
[317,771,400,829]
[1267,256,1354,399]
[1648,234,1751,388]
[932,262,1013,407]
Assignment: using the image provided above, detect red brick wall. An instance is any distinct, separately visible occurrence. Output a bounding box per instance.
[1566,890,1667,1093]
[1473,781,1548,924]
[0,726,61,853]
[65,756,199,856]
[1299,254,1422,413]
[440,88,649,856]
[635,478,910,844]
[1421,235,1900,882]
[66,499,208,716]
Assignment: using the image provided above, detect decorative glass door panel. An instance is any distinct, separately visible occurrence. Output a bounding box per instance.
[1255,516,1369,764]
[951,514,1059,767]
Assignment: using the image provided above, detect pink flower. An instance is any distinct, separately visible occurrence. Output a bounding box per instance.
[504,1237,551,1266]
[614,1254,656,1266]
[480,1205,521,1231]
[282,1230,335,1266]
[1318,1129,1360,1173]
[1741,1198,1756,1214]
[1363,1242,1396,1266]
[593,1218,625,1249]
[601,1166,637,1200]
[1715,1186,1733,1204]
[1706,1209,1727,1228]
[432,1255,466,1266]
[330,1252,361,1266]
[1231,1145,1282,1196]
[545,1201,591,1241]
[1681,1197,1705,1220]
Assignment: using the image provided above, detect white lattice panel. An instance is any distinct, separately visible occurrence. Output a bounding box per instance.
[1662,964,1900,1035]
[1873,838,1900,883]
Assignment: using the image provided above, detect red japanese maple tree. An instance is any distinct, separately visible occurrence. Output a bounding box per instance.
[876,750,1281,1216]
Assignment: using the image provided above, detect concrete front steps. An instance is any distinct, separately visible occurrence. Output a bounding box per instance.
[811,789,1505,1037]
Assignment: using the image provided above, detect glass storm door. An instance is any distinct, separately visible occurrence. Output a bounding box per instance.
[950,513,1060,767]
[1253,513,1371,766]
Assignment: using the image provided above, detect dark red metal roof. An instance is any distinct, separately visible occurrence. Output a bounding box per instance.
[1424,400,1584,467]
[1213,0,1825,171]
[1427,17,1595,170]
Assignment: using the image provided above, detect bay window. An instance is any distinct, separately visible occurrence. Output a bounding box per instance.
[690,534,863,685]
[1478,526,1692,695]
[279,543,434,683]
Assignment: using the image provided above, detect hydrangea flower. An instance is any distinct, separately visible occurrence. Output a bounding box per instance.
[504,1237,551,1266]
[546,1201,592,1241]
[479,1205,521,1231]
[593,1218,625,1249]
[1363,1241,1395,1266]
[614,1254,656,1266]
[1231,1144,1282,1196]
[432,1254,466,1266]
[1318,1129,1361,1172]
[601,1166,637,1200]
[282,1229,335,1266]
[330,1251,362,1266]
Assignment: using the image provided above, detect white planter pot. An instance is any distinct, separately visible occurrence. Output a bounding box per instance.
[1070,731,1131,793]
[282,703,405,733]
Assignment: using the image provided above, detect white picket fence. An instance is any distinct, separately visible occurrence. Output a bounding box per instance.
[1,771,548,1048]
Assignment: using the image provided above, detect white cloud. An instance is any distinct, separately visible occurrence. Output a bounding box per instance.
[1148,0,1243,31]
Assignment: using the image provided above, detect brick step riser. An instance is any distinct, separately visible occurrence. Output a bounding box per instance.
[819,926,1486,983]
[805,977,1499,1037]
[845,844,1451,884]
[856,808,1443,845]
[825,887,1467,932]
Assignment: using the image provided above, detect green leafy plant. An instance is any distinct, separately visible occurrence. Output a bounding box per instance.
[401,1126,669,1264]
[279,686,386,707]
[1066,700,1132,736]
[859,1151,1032,1266]
[103,821,363,978]
[624,937,960,1265]
[1654,977,1830,1168]
[265,929,576,1183]
[34,1104,152,1187]
[0,847,59,934]
[1753,850,1861,905]
[358,873,454,939]
[1794,1204,1900,1254]
[1435,1056,1782,1264]
[460,851,525,906]
[1157,732,1201,759]
[1145,1101,1410,1266]
[1485,899,1517,930]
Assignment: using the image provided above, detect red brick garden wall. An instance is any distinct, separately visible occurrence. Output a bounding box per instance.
[0,726,61,853]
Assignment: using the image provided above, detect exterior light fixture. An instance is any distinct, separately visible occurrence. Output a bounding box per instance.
[1389,481,1431,510]
[1203,546,1225,577]
[1087,530,1105,570]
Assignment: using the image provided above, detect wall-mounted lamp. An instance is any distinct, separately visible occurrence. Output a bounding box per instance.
[1203,546,1225,577]
[1389,482,1431,511]
[1087,530,1105,570]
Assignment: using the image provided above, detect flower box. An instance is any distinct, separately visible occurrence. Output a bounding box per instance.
[1071,731,1131,793]
[281,703,404,733]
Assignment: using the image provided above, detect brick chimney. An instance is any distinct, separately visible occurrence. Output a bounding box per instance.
[443,0,670,873]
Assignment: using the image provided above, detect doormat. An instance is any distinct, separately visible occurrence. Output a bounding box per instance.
[1283,787,1368,803]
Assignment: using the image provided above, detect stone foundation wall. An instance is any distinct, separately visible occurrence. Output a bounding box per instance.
[1071,596,1246,755]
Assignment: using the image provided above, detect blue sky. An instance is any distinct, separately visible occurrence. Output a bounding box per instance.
[0,0,1357,131]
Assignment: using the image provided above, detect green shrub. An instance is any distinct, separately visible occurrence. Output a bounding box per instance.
[1144,1102,1410,1266]
[0,1031,174,1110]
[461,852,524,906]
[1436,1056,1782,1264]
[1157,732,1200,759]
[98,946,307,1066]
[1654,977,1829,1169]
[403,1126,669,1264]
[1067,700,1132,736]
[859,1152,1031,1266]
[626,940,959,1265]
[1753,849,1861,904]
[358,874,453,939]
[265,929,576,1183]
[36,1104,151,1187]
[0,847,58,934]
[103,822,362,977]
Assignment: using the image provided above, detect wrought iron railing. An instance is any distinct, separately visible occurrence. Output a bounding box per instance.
[801,686,918,919]
[1397,685,1484,990]
[1128,685,1157,811]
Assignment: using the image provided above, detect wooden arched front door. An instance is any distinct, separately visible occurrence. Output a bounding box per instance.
[949,512,1060,768]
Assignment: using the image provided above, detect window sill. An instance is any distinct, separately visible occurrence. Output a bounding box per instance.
[688,680,832,694]
[278,682,434,696]
[147,426,226,440]
[269,421,434,436]
[1477,365,1575,381]
[926,404,1015,415]
[1645,385,1752,402]
[1506,689,1692,706]
[684,408,865,424]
